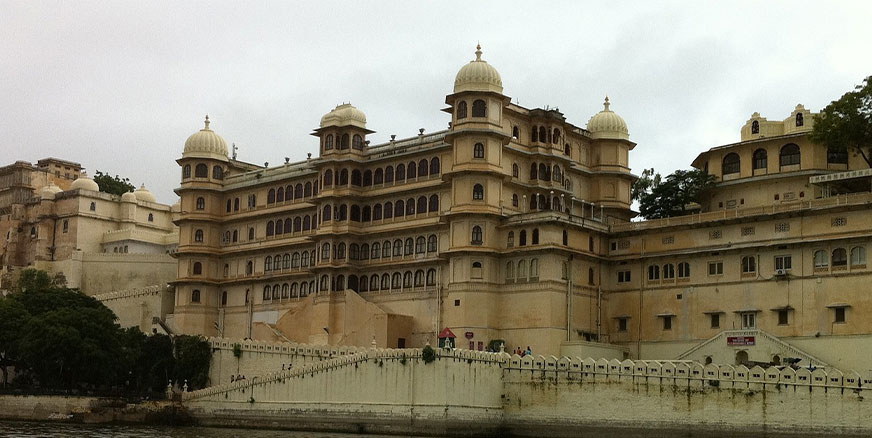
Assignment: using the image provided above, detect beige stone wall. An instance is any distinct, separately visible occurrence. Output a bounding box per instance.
[94,284,173,331]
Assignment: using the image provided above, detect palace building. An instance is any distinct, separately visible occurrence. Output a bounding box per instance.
[170,46,872,371]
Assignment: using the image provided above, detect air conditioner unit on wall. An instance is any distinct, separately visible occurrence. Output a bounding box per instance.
[775,269,788,276]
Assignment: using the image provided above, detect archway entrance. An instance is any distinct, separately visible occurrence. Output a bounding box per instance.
[735,350,749,365]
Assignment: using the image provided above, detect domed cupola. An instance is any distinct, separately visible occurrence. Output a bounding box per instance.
[183,115,229,161]
[71,174,100,192]
[454,44,503,94]
[586,96,629,140]
[319,103,369,130]
[133,184,157,203]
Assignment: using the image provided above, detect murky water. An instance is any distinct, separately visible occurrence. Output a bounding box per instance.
[0,421,852,438]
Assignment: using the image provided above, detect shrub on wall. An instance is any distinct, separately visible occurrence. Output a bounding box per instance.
[422,345,436,364]
[232,344,242,359]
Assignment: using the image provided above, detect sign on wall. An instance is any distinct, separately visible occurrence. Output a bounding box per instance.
[727,336,755,346]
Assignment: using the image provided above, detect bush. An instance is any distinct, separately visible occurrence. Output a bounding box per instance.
[232,344,242,359]
[422,345,436,364]
[487,339,505,353]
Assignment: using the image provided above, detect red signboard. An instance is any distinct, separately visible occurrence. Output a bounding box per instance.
[727,336,755,346]
[465,331,474,339]
[438,327,456,339]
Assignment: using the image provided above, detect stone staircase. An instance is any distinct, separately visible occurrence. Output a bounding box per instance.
[677,329,829,367]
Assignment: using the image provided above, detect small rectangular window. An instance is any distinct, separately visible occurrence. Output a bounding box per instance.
[618,318,628,332]
[708,261,723,276]
[710,314,720,329]
[617,271,631,283]
[663,316,672,331]
[778,310,789,325]
[454,299,461,307]
[775,255,792,271]
[834,307,846,323]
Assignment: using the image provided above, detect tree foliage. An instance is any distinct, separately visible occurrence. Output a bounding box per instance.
[0,270,211,394]
[636,169,717,219]
[811,75,872,167]
[93,170,135,196]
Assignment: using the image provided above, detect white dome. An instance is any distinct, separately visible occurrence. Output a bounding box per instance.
[71,175,100,192]
[40,183,61,200]
[133,184,157,203]
[183,115,228,160]
[454,45,503,94]
[319,103,367,130]
[586,97,629,140]
[121,191,137,202]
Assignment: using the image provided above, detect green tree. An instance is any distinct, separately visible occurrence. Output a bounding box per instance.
[173,335,211,390]
[631,168,661,202]
[0,298,29,387]
[14,269,53,293]
[637,169,717,219]
[811,75,872,167]
[93,170,135,196]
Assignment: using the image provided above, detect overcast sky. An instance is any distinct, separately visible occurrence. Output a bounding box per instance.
[2,1,871,204]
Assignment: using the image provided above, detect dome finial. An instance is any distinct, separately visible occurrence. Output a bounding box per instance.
[475,43,482,61]
[204,114,211,130]
[603,96,610,111]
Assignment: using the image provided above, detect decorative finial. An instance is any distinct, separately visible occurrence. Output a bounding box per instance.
[475,43,482,61]
[204,115,210,130]
[603,96,610,111]
[232,143,238,160]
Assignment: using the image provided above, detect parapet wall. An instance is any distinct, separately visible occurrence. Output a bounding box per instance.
[95,284,173,331]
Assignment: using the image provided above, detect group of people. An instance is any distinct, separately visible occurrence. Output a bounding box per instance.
[514,346,533,357]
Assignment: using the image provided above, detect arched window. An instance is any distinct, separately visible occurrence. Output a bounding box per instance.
[350,204,360,221]
[473,143,485,158]
[472,99,487,117]
[351,169,361,186]
[552,128,560,144]
[264,256,272,271]
[232,230,238,242]
[263,286,272,301]
[538,126,547,143]
[385,166,394,183]
[473,184,484,200]
[336,242,346,260]
[539,163,549,180]
[414,270,424,287]
[325,134,334,150]
[471,225,483,244]
[276,187,285,203]
[362,205,371,222]
[246,261,253,275]
[267,189,276,204]
[813,250,828,269]
[530,163,538,179]
[512,194,518,207]
[213,166,224,179]
[335,275,345,291]
[564,143,570,156]
[370,275,380,291]
[406,197,415,215]
[780,144,801,167]
[196,197,205,210]
[404,238,414,256]
[320,275,329,291]
[191,289,200,303]
[288,253,296,268]
[393,239,402,257]
[273,255,281,271]
[505,261,514,282]
[303,215,311,231]
[324,169,333,186]
[417,196,427,214]
[248,227,254,240]
[221,291,228,306]
[663,263,675,279]
[530,259,539,279]
[183,164,191,179]
[753,149,768,170]
[518,260,527,279]
[722,153,740,175]
[226,199,232,212]
[360,243,369,260]
[851,247,866,267]
[391,273,401,289]
[430,157,440,175]
[647,265,660,281]
[530,195,538,210]
[195,163,208,178]
[532,228,539,244]
[233,198,239,211]
[371,242,381,259]
[418,159,429,177]
[457,101,467,119]
[321,243,331,261]
[373,204,383,220]
[194,229,204,243]
[428,194,439,212]
[678,262,690,278]
[426,268,437,286]
[427,234,438,253]
[396,164,406,181]
[531,126,538,142]
[274,220,283,235]
[408,161,417,179]
[352,134,363,150]
[384,201,393,219]
[519,230,527,246]
[394,200,404,217]
[340,133,349,150]
[415,236,426,254]
[304,182,312,197]
[507,231,515,247]
[322,205,332,221]
[562,230,567,246]
[512,126,519,139]
[338,204,347,221]
[553,164,561,181]
[193,262,202,275]
[374,168,384,185]
[382,240,392,258]
[751,120,759,134]
[339,169,349,186]
[363,170,372,186]
[282,284,289,299]
[832,248,847,267]
[796,113,804,127]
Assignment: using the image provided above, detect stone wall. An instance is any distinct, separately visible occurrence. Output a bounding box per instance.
[94,284,173,331]
[36,251,176,295]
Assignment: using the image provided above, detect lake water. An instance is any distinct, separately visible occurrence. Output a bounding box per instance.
[0,421,844,438]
